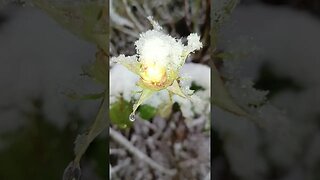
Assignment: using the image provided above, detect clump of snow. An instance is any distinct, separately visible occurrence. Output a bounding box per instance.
[109,64,140,104]
[112,16,203,88]
[111,54,137,66]
[143,90,170,108]
[134,29,184,69]
[180,63,210,90]
[133,29,203,70]
[175,63,211,119]
[185,33,203,54]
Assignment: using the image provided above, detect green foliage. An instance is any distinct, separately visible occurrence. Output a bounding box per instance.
[29,1,110,177]
[110,98,134,129]
[109,97,158,127]
[138,104,157,120]
[73,92,108,164]
[190,82,205,91]
[82,50,108,87]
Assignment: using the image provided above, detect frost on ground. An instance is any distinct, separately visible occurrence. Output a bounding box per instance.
[110,116,210,180]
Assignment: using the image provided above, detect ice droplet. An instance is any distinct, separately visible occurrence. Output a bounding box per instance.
[129,113,136,122]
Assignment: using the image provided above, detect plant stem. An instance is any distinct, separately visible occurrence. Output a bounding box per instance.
[109,127,177,176]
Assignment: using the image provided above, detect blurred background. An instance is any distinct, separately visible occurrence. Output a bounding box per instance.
[213,0,320,180]
[0,1,107,180]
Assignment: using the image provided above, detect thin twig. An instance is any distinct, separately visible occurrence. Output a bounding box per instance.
[110,128,177,176]
[110,0,134,28]
[110,159,131,175]
[110,148,127,156]
[113,24,139,38]
[121,0,145,32]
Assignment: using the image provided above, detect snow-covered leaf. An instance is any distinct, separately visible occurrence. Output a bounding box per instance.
[212,64,247,116]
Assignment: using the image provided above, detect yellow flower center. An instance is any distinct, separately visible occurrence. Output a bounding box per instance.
[140,62,166,84]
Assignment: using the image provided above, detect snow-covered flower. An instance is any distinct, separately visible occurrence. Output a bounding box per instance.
[111,17,202,120]
[110,62,210,121]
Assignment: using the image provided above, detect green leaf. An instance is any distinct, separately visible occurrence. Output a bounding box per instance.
[73,91,108,164]
[110,98,133,129]
[82,50,108,86]
[211,0,246,116]
[190,82,205,91]
[32,0,108,53]
[212,64,247,116]
[138,104,157,120]
[211,0,266,127]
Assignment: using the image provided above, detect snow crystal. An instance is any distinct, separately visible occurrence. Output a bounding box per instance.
[134,30,184,68]
[185,33,203,54]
